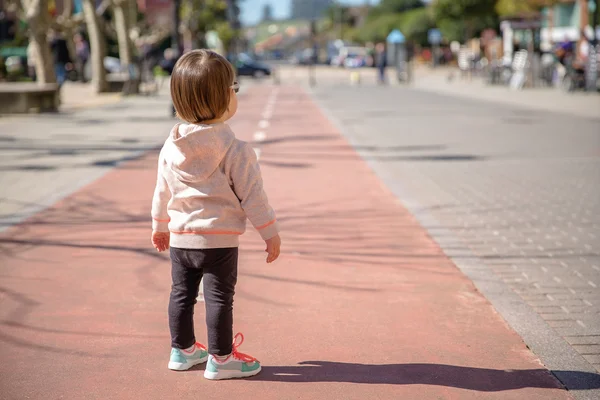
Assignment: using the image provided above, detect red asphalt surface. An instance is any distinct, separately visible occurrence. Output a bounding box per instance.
[0,85,571,400]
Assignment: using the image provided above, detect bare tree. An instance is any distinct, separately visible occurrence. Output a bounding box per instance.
[82,0,108,92]
[112,0,135,65]
[15,0,56,84]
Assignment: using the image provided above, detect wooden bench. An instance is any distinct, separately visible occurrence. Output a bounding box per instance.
[0,83,59,113]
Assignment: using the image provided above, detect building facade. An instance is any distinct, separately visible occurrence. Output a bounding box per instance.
[541,0,599,43]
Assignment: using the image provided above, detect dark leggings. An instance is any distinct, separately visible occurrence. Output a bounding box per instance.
[168,247,238,356]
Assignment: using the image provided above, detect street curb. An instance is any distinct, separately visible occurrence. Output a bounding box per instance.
[307,84,600,400]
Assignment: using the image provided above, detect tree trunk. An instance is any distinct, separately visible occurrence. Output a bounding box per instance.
[30,31,56,84]
[113,1,133,65]
[128,0,138,35]
[82,0,108,93]
[61,0,77,62]
[22,0,56,84]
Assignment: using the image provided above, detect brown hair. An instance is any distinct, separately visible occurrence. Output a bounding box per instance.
[170,49,235,124]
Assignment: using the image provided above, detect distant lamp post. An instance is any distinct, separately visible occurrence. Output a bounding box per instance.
[589,0,598,45]
[586,0,598,92]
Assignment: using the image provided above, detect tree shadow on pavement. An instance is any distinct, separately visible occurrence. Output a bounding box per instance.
[255,361,600,391]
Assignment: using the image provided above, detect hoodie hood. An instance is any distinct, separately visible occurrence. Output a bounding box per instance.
[164,123,235,182]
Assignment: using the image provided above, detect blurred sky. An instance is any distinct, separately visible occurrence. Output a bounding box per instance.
[240,0,381,26]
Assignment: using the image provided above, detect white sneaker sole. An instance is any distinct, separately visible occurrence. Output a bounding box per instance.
[204,365,262,380]
[168,355,208,371]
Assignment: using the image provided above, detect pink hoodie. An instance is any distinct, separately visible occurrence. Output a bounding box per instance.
[151,123,279,249]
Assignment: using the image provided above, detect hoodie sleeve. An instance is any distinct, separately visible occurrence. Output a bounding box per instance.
[151,150,172,232]
[230,144,279,240]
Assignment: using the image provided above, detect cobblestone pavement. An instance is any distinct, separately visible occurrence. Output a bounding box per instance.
[311,84,600,393]
[274,64,600,119]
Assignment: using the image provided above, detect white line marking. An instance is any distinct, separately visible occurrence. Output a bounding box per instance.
[258,120,270,129]
[584,300,593,306]
[588,281,597,288]
[253,131,266,142]
[546,294,554,301]
[561,306,570,313]
[253,148,261,160]
[577,320,586,328]
[553,276,562,283]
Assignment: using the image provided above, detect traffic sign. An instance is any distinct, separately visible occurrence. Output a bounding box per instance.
[428,29,442,45]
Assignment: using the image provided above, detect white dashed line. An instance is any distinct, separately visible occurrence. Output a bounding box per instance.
[577,320,586,328]
[574,270,583,278]
[541,266,548,273]
[588,281,597,288]
[553,276,562,283]
[584,300,593,306]
[546,294,555,301]
[258,120,270,129]
[561,306,570,314]
[253,131,266,142]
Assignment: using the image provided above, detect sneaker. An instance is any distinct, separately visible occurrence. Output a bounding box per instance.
[204,333,261,380]
[168,342,209,371]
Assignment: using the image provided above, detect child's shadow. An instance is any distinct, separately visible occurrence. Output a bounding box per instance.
[252,361,600,392]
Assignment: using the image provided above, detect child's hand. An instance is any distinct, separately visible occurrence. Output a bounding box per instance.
[265,234,281,263]
[152,231,170,252]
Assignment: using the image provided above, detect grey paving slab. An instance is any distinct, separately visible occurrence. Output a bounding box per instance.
[0,96,177,231]
[310,84,600,399]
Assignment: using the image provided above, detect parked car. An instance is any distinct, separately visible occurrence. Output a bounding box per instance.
[235,53,272,78]
[331,46,367,68]
[291,48,316,65]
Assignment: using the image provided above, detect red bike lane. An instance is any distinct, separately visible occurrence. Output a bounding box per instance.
[0,84,571,400]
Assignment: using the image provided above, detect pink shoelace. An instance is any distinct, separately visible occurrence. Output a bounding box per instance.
[195,342,207,352]
[231,332,258,363]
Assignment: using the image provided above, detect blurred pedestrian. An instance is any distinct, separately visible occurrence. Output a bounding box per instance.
[49,30,71,88]
[159,48,179,116]
[375,42,387,84]
[74,33,90,82]
[150,49,281,380]
[159,48,178,75]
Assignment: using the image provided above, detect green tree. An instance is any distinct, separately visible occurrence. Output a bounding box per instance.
[379,0,424,13]
[401,7,435,46]
[495,0,561,17]
[180,0,234,50]
[322,5,356,40]
[432,0,498,42]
